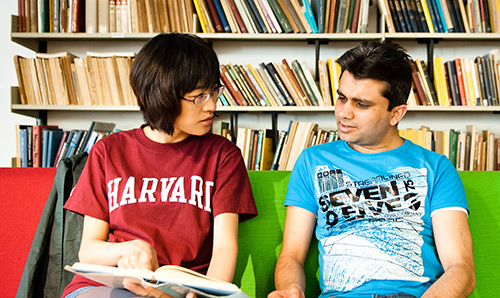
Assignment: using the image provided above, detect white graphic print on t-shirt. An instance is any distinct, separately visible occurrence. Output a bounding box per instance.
[314,166,430,292]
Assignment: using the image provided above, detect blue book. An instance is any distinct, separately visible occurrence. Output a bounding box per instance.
[254,130,264,170]
[66,130,84,158]
[219,93,230,106]
[46,129,64,167]
[301,0,319,32]
[263,63,294,106]
[19,129,28,167]
[432,0,448,32]
[427,0,444,32]
[41,129,50,167]
[213,0,232,32]
[241,0,266,33]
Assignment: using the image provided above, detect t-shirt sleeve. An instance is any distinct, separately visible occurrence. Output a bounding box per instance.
[211,142,257,222]
[284,150,318,215]
[429,155,469,215]
[63,141,110,222]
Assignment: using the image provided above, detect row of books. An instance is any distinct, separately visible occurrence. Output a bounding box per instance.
[218,59,340,107]
[218,121,339,170]
[14,52,137,106]
[217,51,500,108]
[17,0,372,34]
[410,50,500,107]
[219,121,499,171]
[13,50,499,108]
[400,124,499,171]
[378,0,500,33]
[194,0,371,33]
[15,121,116,168]
[17,0,196,34]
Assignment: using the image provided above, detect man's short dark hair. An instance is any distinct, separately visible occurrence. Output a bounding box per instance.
[130,33,220,135]
[336,41,413,110]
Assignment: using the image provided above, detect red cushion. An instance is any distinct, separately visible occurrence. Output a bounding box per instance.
[0,168,56,298]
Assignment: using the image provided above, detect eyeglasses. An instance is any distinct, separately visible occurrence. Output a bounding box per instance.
[181,86,225,107]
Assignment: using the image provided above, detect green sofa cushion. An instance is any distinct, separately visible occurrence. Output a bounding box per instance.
[236,171,500,298]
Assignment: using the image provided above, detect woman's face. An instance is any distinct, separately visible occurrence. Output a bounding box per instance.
[169,88,218,143]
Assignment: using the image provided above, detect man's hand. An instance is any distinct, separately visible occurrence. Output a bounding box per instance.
[268,283,305,298]
[118,239,159,271]
[124,281,197,298]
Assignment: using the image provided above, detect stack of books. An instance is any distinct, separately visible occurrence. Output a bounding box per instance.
[408,50,500,107]
[218,59,340,107]
[400,124,499,171]
[378,0,500,33]
[15,121,116,168]
[233,121,339,171]
[13,52,137,106]
[16,0,195,34]
[194,0,372,33]
[16,0,372,34]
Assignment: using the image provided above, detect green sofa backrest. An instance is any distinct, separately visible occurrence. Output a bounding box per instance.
[236,171,500,298]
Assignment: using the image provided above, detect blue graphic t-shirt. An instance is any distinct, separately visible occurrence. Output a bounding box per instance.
[285,139,468,298]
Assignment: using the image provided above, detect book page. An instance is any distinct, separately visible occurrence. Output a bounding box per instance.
[154,266,240,295]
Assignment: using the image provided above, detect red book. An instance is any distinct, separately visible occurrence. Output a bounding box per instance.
[350,0,361,33]
[454,58,468,106]
[18,0,26,32]
[205,0,224,32]
[410,61,428,105]
[226,0,248,33]
[71,0,86,32]
[220,65,247,106]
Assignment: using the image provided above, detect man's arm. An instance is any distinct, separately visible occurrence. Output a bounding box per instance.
[422,210,476,297]
[268,206,317,298]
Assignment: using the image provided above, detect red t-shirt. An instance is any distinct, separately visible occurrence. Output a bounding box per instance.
[62,128,257,296]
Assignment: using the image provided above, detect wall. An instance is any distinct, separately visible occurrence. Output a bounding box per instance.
[2,3,500,167]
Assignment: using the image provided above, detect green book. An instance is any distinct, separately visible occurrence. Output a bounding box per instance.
[267,0,294,33]
[291,60,319,106]
[449,129,459,168]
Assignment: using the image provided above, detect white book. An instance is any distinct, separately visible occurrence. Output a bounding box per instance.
[65,262,248,298]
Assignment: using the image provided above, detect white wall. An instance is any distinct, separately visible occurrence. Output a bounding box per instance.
[1,3,500,167]
[1,3,36,167]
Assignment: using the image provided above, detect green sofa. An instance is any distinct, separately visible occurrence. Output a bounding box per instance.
[237,171,500,298]
[6,169,499,297]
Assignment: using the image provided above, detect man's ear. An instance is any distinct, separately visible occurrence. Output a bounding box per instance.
[389,104,407,126]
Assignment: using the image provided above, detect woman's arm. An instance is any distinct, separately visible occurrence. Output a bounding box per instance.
[206,212,239,282]
[78,215,159,270]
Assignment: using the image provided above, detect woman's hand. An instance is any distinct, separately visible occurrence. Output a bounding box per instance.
[124,281,197,298]
[118,239,159,271]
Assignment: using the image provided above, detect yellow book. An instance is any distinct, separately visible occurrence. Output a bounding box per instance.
[464,58,477,106]
[420,0,435,33]
[326,58,338,104]
[433,56,450,106]
[247,64,276,107]
[192,0,208,33]
[259,129,275,171]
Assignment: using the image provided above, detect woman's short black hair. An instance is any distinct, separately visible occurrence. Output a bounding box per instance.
[337,41,413,110]
[130,33,220,135]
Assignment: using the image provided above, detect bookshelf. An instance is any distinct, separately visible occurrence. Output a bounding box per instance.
[9,9,500,170]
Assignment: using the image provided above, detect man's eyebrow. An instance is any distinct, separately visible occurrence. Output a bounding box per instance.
[336,90,373,104]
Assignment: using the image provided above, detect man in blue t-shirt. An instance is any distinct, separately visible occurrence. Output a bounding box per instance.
[268,42,476,298]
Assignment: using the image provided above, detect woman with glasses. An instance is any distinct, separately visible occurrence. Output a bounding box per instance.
[62,33,258,298]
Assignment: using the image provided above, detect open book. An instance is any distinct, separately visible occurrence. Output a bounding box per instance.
[65,262,249,298]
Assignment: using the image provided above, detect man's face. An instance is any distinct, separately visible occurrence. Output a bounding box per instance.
[335,71,406,153]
